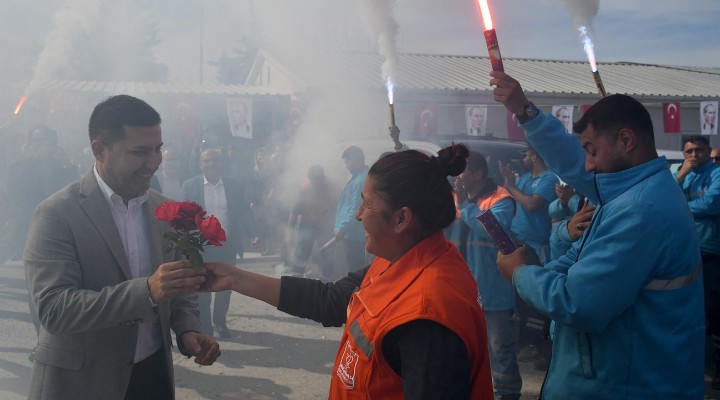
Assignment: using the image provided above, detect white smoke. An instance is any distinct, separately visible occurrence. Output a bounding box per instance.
[28,0,100,93]
[560,0,600,37]
[247,0,396,212]
[361,0,399,83]
[559,0,601,70]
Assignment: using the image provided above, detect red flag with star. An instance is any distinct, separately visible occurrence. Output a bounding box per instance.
[505,110,525,140]
[663,102,681,133]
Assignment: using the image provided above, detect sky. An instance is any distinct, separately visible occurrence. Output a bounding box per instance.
[165,0,720,82]
[1,0,718,85]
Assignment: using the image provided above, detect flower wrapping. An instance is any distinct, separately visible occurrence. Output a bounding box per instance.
[155,201,227,267]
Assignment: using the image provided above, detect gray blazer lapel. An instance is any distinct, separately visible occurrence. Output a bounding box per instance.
[78,171,132,279]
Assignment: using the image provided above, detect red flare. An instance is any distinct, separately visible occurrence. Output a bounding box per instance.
[13,96,26,115]
[475,0,504,72]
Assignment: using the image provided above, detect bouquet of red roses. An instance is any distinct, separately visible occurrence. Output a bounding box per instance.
[154,201,227,268]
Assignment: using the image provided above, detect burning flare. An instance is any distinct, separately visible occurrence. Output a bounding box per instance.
[579,26,607,97]
[13,96,27,115]
[476,0,504,72]
[386,77,396,127]
[579,26,597,72]
[477,0,493,30]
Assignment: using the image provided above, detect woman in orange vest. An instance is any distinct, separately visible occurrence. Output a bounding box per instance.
[203,144,494,399]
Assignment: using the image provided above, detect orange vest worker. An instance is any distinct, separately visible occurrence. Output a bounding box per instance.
[328,231,494,399]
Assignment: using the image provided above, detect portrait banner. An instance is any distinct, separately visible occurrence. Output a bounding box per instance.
[465,104,487,136]
[286,101,306,136]
[700,101,718,135]
[227,98,253,139]
[551,105,574,133]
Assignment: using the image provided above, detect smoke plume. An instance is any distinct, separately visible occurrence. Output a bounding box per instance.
[28,0,100,93]
[361,0,399,82]
[560,0,600,36]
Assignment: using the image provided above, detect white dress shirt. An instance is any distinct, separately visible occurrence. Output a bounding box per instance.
[94,166,162,363]
[203,176,229,230]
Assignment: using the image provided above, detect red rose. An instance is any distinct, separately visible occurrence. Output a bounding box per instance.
[198,215,226,246]
[155,202,180,222]
[155,201,226,267]
[156,201,205,230]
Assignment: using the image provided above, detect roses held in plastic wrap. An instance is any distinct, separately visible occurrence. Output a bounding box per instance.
[155,201,227,267]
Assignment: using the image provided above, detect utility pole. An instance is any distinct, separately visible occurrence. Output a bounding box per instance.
[199,0,204,84]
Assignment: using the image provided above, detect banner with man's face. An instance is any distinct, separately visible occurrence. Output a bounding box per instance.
[552,105,574,133]
[227,98,253,139]
[700,101,718,135]
[465,104,487,136]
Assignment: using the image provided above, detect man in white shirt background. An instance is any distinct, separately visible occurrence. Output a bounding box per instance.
[181,147,259,338]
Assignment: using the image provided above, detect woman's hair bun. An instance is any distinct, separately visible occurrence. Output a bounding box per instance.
[433,143,469,177]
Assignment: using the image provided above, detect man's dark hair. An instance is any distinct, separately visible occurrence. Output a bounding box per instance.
[682,134,710,149]
[342,146,365,164]
[573,94,655,147]
[522,144,546,166]
[88,95,161,144]
[466,151,488,177]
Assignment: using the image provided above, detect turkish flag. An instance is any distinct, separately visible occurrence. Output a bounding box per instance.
[663,102,681,133]
[581,104,593,114]
[506,110,525,140]
[414,104,438,136]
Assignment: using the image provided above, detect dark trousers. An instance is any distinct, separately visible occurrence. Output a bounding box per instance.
[124,347,171,400]
[295,223,321,265]
[199,290,232,334]
[517,293,551,345]
[703,252,720,369]
[201,246,237,333]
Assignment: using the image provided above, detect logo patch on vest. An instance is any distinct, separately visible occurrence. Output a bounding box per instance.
[337,340,359,389]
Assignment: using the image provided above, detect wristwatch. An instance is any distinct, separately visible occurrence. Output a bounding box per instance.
[516,102,539,124]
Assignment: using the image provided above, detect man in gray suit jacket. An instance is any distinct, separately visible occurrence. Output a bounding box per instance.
[182,147,259,338]
[24,95,220,400]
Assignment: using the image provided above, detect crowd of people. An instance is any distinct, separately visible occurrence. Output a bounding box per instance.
[9,68,720,399]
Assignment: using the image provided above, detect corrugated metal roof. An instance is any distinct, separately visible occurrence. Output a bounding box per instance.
[257,51,720,99]
[30,80,292,96]
[30,53,720,100]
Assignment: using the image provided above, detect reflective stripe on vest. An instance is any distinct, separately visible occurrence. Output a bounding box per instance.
[644,265,702,291]
[349,320,374,358]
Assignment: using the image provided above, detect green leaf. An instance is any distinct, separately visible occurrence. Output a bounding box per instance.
[164,232,180,241]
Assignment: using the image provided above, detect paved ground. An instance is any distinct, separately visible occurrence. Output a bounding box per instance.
[0,255,718,399]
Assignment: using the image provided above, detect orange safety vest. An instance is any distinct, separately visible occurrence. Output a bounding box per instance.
[454,186,513,215]
[328,231,494,399]
[450,186,514,251]
[476,186,512,212]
